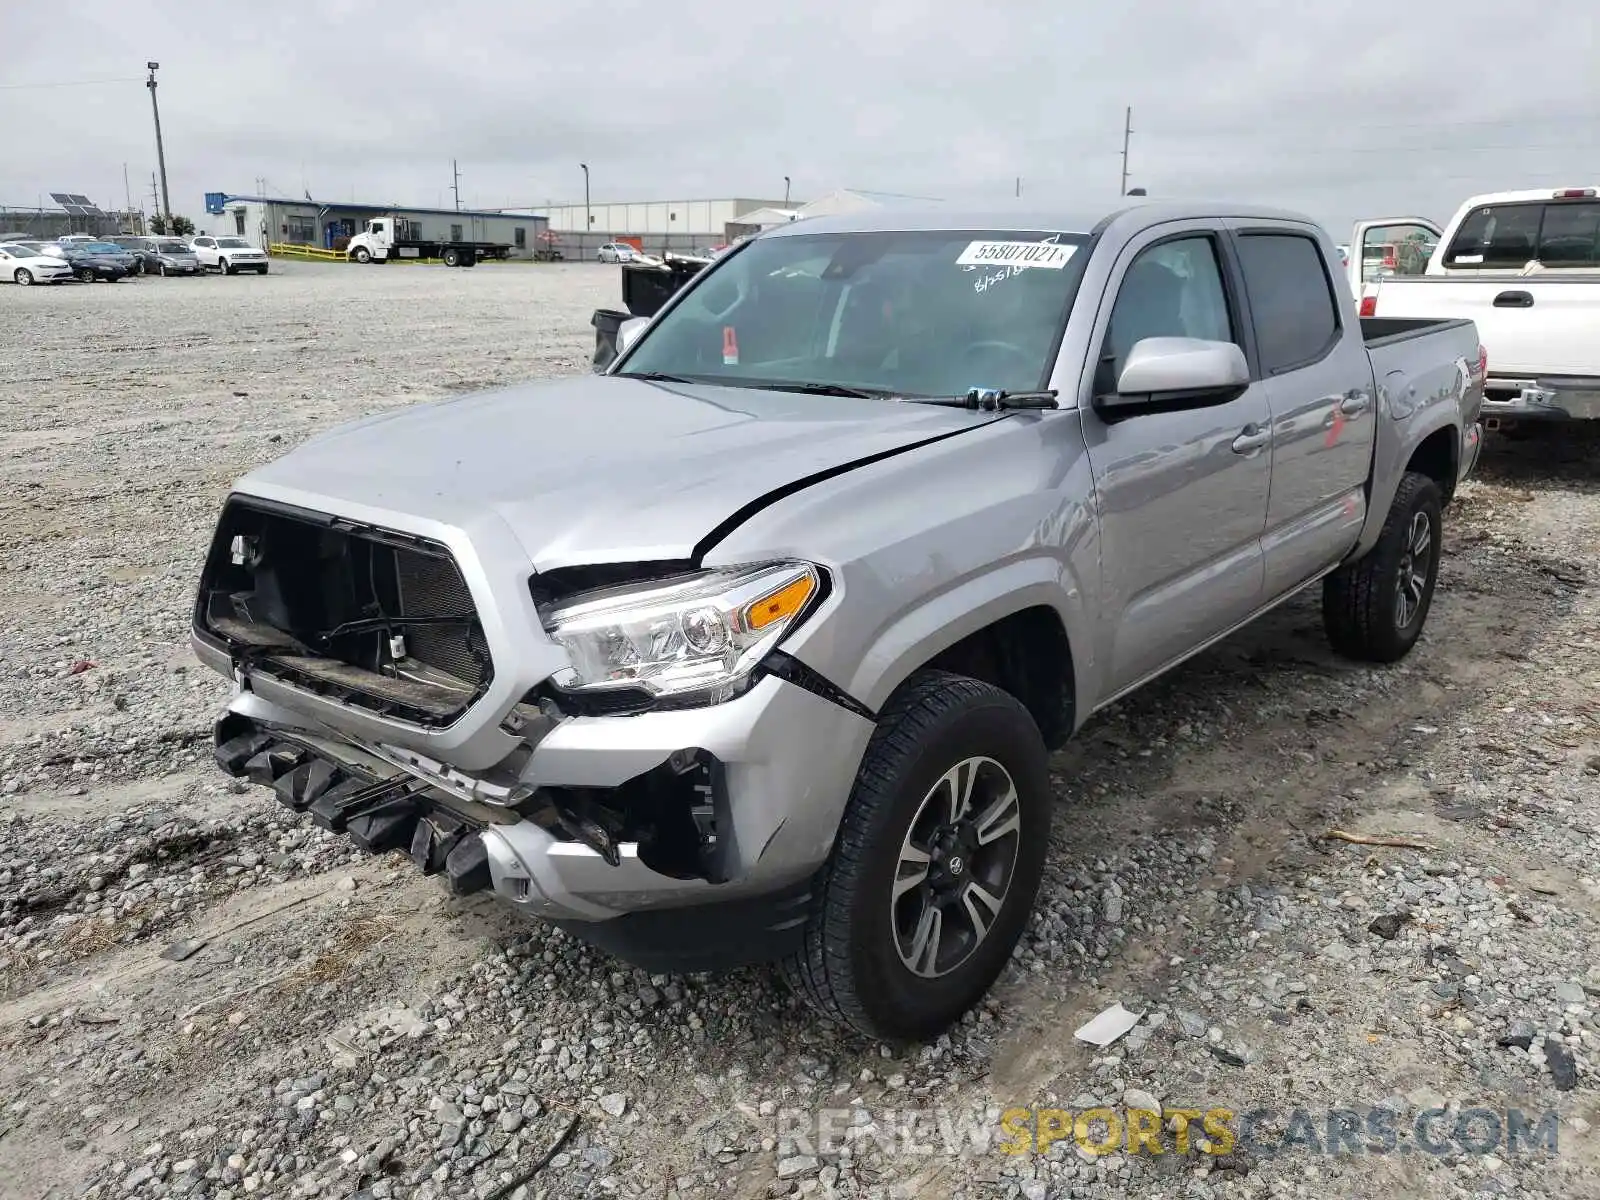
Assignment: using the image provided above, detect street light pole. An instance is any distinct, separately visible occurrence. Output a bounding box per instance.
[146,62,172,223]
[579,163,590,238]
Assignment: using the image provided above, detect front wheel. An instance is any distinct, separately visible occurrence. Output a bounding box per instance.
[15,269,32,286]
[782,670,1052,1041]
[257,265,269,275]
[133,259,145,275]
[353,247,371,264]
[220,258,233,275]
[77,268,95,282]
[1323,471,1444,663]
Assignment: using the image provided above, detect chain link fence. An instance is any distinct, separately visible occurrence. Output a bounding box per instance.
[0,207,147,240]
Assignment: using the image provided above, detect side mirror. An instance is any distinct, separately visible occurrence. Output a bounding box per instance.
[1098,337,1249,416]
[617,316,649,353]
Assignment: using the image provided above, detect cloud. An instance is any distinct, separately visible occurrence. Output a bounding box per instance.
[4,0,1593,235]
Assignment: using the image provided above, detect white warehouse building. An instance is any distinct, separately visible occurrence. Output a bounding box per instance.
[201,192,551,258]
[531,197,793,238]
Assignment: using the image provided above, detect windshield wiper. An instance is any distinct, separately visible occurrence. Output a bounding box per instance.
[739,380,891,399]
[615,370,700,384]
[900,388,1060,411]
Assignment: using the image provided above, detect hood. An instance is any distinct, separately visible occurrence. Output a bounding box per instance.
[241,374,1006,570]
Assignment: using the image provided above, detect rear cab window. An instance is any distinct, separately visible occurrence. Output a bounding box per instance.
[1443,197,1600,268]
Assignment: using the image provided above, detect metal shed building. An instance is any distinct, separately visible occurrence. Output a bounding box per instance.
[202,193,550,259]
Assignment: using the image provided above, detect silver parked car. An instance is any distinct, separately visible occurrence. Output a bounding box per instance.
[189,202,1484,1041]
[146,239,202,276]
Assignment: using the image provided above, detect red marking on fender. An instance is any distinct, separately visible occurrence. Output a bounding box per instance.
[1343,494,1359,518]
[1325,406,1346,448]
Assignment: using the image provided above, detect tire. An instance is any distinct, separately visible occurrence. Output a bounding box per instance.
[133,259,145,276]
[1323,471,1444,664]
[77,268,95,282]
[353,247,371,264]
[220,258,233,275]
[15,269,32,286]
[158,262,168,276]
[258,266,269,275]
[782,669,1052,1041]
[442,248,460,267]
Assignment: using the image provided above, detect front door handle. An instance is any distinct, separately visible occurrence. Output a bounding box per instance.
[1232,424,1269,455]
[1339,390,1371,416]
[1493,290,1534,308]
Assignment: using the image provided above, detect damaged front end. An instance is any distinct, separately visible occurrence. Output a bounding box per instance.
[193,496,494,728]
[193,495,877,971]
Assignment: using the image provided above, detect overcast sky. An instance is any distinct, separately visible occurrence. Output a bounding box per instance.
[5,0,1597,236]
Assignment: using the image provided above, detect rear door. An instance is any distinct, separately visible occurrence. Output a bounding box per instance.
[1229,224,1376,599]
[1348,217,1441,302]
[1077,222,1273,694]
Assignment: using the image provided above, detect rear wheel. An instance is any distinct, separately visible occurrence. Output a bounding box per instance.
[1323,471,1443,663]
[15,269,32,286]
[782,670,1052,1041]
[442,248,461,267]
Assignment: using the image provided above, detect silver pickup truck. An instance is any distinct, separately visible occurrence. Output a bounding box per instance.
[191,201,1484,1041]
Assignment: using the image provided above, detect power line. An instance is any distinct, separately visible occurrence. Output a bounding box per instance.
[0,76,141,89]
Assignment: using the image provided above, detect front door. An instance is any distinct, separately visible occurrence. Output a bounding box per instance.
[1347,217,1441,304]
[1079,226,1273,694]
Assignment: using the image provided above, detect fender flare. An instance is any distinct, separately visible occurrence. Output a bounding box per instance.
[838,554,1094,724]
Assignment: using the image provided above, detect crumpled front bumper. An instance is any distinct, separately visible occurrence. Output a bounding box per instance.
[213,670,874,931]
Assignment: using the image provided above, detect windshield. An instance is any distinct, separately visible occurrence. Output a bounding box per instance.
[616,228,1090,397]
[217,237,250,248]
[83,242,122,252]
[158,241,190,254]
[2,245,39,258]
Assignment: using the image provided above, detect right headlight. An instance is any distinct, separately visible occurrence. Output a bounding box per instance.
[539,561,825,706]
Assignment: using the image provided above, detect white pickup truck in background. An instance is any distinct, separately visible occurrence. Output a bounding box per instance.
[1348,188,1600,429]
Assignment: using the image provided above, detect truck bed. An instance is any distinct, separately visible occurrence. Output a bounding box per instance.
[1360,315,1475,348]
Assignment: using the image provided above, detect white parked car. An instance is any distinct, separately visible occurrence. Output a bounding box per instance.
[596,242,640,264]
[191,235,270,275]
[0,242,74,285]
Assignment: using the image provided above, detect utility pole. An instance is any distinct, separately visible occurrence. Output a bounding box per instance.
[451,160,462,211]
[579,163,590,235]
[123,163,133,228]
[1015,176,1021,198]
[1119,105,1133,196]
[146,62,172,222]
[784,176,791,206]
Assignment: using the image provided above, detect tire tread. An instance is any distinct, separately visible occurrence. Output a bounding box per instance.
[781,670,1025,1038]
[1323,470,1442,663]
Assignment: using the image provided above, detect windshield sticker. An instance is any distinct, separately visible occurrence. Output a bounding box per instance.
[722,325,739,365]
[960,234,1071,295]
[955,240,1076,270]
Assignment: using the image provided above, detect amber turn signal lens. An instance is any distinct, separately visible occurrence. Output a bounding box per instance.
[743,573,816,631]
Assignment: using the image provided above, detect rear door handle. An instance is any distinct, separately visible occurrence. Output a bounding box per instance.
[1493,290,1534,308]
[1232,425,1269,455]
[1339,390,1371,416]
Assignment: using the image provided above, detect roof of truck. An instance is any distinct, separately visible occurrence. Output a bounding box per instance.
[761,200,1324,239]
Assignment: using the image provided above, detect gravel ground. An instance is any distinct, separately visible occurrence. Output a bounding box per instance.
[2,262,1597,1200]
